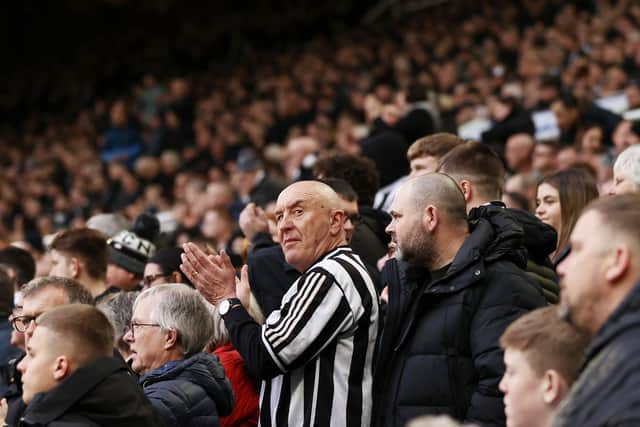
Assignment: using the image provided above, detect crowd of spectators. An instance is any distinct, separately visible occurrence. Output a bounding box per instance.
[0,0,640,425]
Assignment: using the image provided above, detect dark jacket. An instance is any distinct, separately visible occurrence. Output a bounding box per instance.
[552,281,640,427]
[19,356,164,427]
[140,352,235,427]
[473,204,559,304]
[350,205,391,272]
[375,207,546,427]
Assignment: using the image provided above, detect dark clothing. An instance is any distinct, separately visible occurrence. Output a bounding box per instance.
[361,119,409,187]
[481,109,535,148]
[19,356,164,427]
[475,204,559,304]
[248,243,300,317]
[249,174,285,208]
[3,353,25,427]
[351,206,391,270]
[140,352,234,427]
[395,108,435,144]
[553,280,640,427]
[0,319,21,397]
[375,207,546,427]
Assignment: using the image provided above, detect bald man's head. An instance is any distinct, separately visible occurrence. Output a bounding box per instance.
[275,181,346,272]
[407,173,469,227]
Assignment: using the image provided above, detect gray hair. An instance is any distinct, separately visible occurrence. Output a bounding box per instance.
[98,290,139,350]
[134,284,214,356]
[208,302,230,349]
[21,276,94,305]
[614,145,640,186]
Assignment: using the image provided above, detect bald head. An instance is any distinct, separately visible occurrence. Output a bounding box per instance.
[275,181,346,272]
[407,173,468,227]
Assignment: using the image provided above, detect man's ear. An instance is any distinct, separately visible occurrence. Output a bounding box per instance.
[164,328,179,350]
[541,369,568,407]
[70,257,81,279]
[423,205,439,232]
[329,209,345,236]
[605,245,632,284]
[52,355,71,381]
[459,180,473,203]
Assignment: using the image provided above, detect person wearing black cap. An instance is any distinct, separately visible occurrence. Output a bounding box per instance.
[107,213,160,291]
[142,247,194,289]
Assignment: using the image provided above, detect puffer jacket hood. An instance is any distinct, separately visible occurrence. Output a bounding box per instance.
[464,204,528,269]
[507,207,557,265]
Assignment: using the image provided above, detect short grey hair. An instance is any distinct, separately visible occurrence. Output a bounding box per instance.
[134,284,214,356]
[21,276,94,305]
[208,303,230,349]
[98,290,139,350]
[614,145,640,186]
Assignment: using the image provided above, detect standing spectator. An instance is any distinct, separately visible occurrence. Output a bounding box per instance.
[182,180,380,427]
[14,304,164,426]
[499,307,589,427]
[553,194,640,427]
[124,284,234,427]
[48,228,119,303]
[535,169,599,263]
[375,173,545,427]
[439,141,559,303]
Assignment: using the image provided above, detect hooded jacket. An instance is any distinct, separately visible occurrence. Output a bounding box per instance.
[468,203,559,304]
[19,357,164,427]
[552,281,640,427]
[375,206,546,427]
[140,352,235,427]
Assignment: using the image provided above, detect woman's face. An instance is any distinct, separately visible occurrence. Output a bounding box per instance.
[535,183,562,238]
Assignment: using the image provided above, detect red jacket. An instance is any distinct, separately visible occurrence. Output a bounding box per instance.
[214,344,259,427]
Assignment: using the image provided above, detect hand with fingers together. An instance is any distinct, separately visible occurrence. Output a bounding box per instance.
[180,243,237,306]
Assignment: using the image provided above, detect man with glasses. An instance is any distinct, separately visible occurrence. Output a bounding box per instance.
[142,247,194,289]
[5,276,93,425]
[123,284,234,427]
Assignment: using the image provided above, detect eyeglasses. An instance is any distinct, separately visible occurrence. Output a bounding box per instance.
[142,273,168,287]
[346,213,361,225]
[128,322,161,339]
[11,314,40,333]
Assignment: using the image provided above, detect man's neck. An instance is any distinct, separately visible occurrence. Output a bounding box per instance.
[79,276,109,298]
[430,232,468,271]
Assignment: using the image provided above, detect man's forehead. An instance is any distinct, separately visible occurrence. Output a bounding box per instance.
[23,287,68,313]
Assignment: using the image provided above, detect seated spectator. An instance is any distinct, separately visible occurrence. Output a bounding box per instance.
[124,284,234,427]
[505,133,535,174]
[499,307,589,427]
[609,145,640,195]
[535,169,599,263]
[97,290,140,360]
[107,213,160,291]
[13,304,163,426]
[48,228,119,303]
[231,148,285,209]
[208,304,259,427]
[143,247,193,289]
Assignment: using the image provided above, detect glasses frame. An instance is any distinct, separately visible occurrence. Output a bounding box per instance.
[128,321,161,339]
[142,273,169,287]
[11,314,39,333]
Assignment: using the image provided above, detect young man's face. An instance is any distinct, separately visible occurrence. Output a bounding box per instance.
[409,155,439,178]
[499,348,549,427]
[17,326,61,404]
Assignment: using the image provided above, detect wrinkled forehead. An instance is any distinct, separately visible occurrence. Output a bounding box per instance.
[276,186,320,210]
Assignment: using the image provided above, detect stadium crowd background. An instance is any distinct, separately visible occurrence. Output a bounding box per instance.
[1,0,640,273]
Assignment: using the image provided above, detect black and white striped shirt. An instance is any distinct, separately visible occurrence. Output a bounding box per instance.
[224,246,380,427]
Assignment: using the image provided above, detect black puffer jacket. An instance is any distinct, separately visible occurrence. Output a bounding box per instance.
[19,357,164,427]
[552,281,640,427]
[375,207,546,427]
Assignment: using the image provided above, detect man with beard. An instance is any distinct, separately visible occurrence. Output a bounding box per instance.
[374,173,545,427]
[553,194,640,427]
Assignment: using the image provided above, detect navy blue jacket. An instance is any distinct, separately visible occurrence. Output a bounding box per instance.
[553,280,640,427]
[140,353,235,427]
[374,206,546,427]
